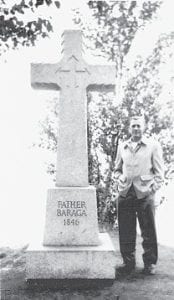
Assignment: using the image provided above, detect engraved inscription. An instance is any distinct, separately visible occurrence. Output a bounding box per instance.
[57,201,87,225]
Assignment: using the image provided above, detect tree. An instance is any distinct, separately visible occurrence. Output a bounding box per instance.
[0,0,60,55]
[73,1,162,99]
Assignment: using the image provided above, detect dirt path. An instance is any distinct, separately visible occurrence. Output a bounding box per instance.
[1,230,174,300]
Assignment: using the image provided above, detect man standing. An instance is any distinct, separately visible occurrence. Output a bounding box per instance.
[115,116,164,275]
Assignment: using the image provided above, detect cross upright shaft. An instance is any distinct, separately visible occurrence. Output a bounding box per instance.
[31,30,116,187]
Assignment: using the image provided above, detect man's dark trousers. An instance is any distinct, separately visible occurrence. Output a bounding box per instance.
[118,185,158,267]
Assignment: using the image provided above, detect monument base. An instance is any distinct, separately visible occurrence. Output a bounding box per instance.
[26,233,116,279]
[43,186,100,246]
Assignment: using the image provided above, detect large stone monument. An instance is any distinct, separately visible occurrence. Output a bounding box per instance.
[26,30,117,279]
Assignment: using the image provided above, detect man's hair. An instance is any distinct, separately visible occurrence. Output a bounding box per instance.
[130,115,145,124]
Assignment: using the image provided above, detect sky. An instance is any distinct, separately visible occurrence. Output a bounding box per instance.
[0,1,174,247]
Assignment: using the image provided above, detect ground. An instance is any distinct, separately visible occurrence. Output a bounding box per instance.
[1,228,174,300]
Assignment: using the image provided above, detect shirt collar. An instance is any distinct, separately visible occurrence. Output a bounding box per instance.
[124,136,147,148]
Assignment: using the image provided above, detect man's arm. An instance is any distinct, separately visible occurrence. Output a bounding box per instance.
[152,140,164,192]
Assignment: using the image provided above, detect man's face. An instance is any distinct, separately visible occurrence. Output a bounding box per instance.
[129,118,144,140]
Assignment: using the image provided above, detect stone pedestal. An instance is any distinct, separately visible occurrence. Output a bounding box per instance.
[26,185,117,279]
[26,233,116,279]
[43,187,99,246]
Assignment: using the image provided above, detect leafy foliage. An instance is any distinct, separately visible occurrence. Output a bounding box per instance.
[74,1,161,63]
[0,0,60,55]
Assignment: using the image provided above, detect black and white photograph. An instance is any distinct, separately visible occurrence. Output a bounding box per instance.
[0,1,174,299]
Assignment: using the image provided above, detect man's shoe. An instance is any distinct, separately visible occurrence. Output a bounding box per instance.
[142,264,156,275]
[116,263,135,275]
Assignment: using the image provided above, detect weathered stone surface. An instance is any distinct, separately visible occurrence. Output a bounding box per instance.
[43,186,99,246]
[26,233,116,279]
[31,30,116,187]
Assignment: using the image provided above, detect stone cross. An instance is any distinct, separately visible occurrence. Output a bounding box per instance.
[31,30,116,187]
[26,31,117,279]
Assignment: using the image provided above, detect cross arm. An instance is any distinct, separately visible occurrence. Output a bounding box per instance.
[31,63,61,90]
[87,65,116,91]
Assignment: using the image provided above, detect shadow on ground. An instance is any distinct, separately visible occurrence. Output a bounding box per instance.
[1,230,174,300]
